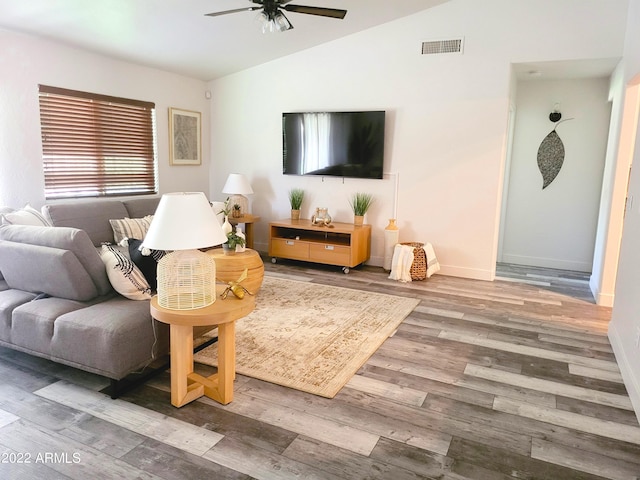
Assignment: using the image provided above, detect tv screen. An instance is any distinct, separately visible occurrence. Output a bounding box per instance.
[282,111,385,179]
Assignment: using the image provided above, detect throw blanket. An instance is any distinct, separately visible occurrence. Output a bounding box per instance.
[388,244,414,282]
[389,242,441,282]
[425,242,441,278]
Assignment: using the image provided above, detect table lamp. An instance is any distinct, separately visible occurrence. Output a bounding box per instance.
[143,192,228,310]
[222,173,253,216]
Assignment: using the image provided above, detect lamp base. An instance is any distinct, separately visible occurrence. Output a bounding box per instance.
[227,194,249,216]
[157,250,216,310]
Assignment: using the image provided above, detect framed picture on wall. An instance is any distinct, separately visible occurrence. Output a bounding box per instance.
[169,107,201,165]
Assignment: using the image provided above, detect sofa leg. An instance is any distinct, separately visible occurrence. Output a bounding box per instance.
[110,378,120,399]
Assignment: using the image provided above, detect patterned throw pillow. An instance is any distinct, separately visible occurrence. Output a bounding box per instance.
[100,244,152,300]
[1,204,52,226]
[109,215,153,244]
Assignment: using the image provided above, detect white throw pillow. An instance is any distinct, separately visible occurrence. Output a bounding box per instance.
[100,244,152,301]
[1,204,52,226]
[109,215,153,244]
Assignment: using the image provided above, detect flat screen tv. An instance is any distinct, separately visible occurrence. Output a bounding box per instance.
[282,111,385,179]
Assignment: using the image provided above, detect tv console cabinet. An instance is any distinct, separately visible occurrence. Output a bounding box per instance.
[269,219,371,273]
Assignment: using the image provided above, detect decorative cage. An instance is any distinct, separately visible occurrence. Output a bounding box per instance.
[157,250,216,310]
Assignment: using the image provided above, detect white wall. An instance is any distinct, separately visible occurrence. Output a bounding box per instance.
[609,0,640,423]
[501,79,611,271]
[208,0,628,277]
[0,28,211,209]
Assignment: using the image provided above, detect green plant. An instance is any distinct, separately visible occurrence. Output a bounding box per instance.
[225,231,245,249]
[218,197,231,216]
[288,188,305,210]
[349,192,374,216]
[233,203,241,211]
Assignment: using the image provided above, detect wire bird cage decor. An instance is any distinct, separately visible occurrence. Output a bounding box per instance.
[156,250,216,310]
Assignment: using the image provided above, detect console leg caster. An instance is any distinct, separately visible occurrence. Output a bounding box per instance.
[271,257,277,264]
[342,267,350,274]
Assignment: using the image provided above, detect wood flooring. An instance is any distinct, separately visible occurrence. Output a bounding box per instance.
[0,259,638,479]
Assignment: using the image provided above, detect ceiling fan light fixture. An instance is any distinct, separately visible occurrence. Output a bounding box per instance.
[274,11,293,31]
[209,1,345,33]
[259,9,293,33]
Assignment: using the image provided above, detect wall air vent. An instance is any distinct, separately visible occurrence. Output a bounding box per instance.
[421,38,464,55]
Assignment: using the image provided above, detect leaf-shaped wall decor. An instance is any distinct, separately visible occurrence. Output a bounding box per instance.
[536,118,572,189]
[537,130,564,189]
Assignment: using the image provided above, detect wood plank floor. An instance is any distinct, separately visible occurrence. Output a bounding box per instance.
[0,259,639,479]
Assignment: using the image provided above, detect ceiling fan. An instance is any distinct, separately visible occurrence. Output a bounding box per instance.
[205,0,347,33]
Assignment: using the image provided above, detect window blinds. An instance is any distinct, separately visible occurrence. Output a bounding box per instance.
[38,85,157,199]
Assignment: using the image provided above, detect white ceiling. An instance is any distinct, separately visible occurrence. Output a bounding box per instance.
[0,0,450,81]
[514,58,621,81]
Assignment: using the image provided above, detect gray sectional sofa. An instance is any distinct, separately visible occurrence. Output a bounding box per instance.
[0,197,209,396]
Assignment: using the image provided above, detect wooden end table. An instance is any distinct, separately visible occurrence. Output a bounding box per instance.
[150,287,255,407]
[228,214,260,249]
[206,248,265,293]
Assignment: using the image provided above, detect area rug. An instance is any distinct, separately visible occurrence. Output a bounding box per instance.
[193,275,420,398]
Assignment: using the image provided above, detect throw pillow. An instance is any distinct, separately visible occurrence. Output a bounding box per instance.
[109,215,153,244]
[100,244,152,300]
[1,204,52,226]
[127,238,166,291]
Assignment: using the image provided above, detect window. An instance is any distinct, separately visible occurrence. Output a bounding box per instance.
[38,85,157,199]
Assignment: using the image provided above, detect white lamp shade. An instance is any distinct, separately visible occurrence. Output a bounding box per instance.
[222,174,254,195]
[143,192,228,251]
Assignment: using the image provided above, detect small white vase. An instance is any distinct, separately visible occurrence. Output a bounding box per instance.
[235,226,246,253]
[221,215,232,236]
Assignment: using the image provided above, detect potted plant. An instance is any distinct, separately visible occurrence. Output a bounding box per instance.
[232,203,242,218]
[222,231,245,255]
[217,197,231,217]
[288,188,304,220]
[349,192,373,226]
[217,197,233,235]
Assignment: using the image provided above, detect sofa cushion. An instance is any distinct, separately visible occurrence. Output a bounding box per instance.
[123,197,160,219]
[50,297,167,379]
[109,216,153,244]
[0,225,112,296]
[1,204,52,226]
[0,289,38,342]
[100,244,152,300]
[0,241,101,301]
[10,296,92,355]
[43,200,129,246]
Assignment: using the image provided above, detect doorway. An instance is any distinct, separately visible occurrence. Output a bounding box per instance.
[499,76,612,273]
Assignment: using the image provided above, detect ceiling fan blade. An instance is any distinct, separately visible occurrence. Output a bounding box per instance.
[205,7,261,17]
[282,5,347,19]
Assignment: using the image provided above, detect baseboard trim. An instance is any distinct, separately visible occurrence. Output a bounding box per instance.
[501,253,591,272]
[589,276,615,307]
[608,321,640,424]
[438,265,493,281]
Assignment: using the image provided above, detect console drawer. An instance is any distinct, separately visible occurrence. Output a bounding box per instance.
[309,243,350,266]
[270,238,310,260]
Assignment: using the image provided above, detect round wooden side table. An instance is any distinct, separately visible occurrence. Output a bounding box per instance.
[150,287,255,407]
[206,247,264,293]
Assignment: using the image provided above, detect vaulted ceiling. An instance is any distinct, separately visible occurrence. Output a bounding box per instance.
[0,0,450,80]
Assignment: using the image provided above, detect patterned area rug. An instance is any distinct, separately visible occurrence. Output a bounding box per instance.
[194,275,420,398]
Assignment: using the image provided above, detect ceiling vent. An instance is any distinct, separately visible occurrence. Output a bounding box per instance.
[421,38,464,55]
